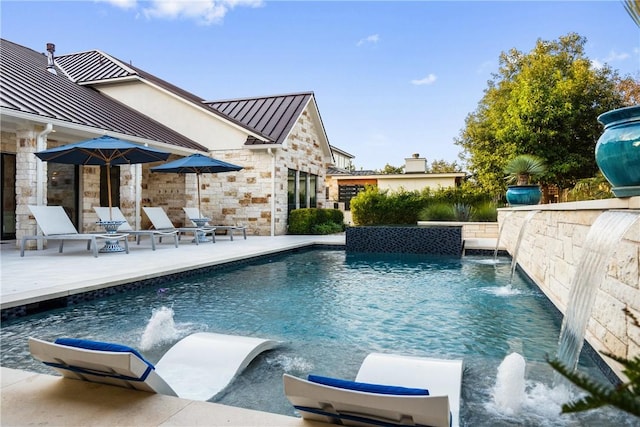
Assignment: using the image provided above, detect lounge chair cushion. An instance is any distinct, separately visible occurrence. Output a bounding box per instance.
[54,338,154,369]
[307,374,429,396]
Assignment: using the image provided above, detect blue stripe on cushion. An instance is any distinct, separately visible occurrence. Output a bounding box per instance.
[307,375,429,396]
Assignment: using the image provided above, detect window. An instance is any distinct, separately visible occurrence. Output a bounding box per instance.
[288,169,318,212]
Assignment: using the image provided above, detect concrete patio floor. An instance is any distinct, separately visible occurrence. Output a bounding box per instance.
[1,234,344,426]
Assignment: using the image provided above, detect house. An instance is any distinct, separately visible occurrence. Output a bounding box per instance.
[326,154,466,212]
[1,39,333,244]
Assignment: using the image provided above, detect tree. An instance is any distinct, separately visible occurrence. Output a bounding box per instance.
[455,33,625,197]
[379,163,405,174]
[429,159,462,173]
[617,74,640,106]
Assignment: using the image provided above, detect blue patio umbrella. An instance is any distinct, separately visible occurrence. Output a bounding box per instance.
[150,154,243,214]
[35,135,170,219]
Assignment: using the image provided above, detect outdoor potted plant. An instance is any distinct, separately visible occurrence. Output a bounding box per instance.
[595,104,640,198]
[504,154,547,206]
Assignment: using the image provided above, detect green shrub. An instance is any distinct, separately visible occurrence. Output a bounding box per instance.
[350,187,425,225]
[418,203,456,221]
[288,208,344,234]
[471,202,498,222]
[311,222,344,235]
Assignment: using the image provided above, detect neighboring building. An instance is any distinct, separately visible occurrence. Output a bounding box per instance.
[326,155,466,211]
[329,145,355,171]
[1,39,333,243]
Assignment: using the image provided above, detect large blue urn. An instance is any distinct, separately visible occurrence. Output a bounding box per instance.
[506,185,542,206]
[595,105,640,198]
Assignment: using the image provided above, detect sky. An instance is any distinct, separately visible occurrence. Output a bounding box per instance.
[1,1,639,171]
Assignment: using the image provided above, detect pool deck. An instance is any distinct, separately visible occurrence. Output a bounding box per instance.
[1,234,497,426]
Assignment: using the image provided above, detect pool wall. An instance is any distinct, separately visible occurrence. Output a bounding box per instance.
[498,197,640,380]
[345,226,462,255]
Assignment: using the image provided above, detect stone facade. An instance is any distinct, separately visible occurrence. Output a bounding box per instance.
[498,198,640,379]
[133,105,330,236]
[3,101,331,241]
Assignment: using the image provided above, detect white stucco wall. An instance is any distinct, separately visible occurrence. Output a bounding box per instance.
[97,82,252,150]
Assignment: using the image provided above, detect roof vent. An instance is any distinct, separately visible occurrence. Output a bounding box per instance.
[46,43,57,75]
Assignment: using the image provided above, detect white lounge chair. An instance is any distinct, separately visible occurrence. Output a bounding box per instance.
[94,207,179,250]
[21,205,129,258]
[283,353,464,427]
[29,332,279,401]
[183,207,247,241]
[142,206,216,245]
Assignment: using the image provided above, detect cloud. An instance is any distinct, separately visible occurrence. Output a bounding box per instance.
[99,0,264,25]
[592,49,632,70]
[100,0,136,8]
[604,50,631,62]
[410,73,437,86]
[357,34,379,47]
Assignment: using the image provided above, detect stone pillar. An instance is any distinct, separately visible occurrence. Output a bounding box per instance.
[15,128,43,249]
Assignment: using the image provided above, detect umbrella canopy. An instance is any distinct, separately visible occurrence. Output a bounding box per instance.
[34,135,170,165]
[151,154,243,214]
[35,135,171,218]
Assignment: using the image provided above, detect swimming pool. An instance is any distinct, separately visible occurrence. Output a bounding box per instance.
[0,249,633,426]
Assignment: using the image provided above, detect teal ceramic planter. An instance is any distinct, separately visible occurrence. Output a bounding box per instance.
[506,185,541,206]
[595,105,640,198]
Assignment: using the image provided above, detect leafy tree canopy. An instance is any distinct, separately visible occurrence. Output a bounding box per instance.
[429,159,462,173]
[379,163,405,174]
[455,33,626,196]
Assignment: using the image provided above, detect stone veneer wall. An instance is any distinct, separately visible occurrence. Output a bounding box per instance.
[418,221,499,239]
[498,198,640,379]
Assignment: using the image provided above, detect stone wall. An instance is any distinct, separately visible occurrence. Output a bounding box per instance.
[498,198,640,379]
[418,221,499,239]
[135,105,330,236]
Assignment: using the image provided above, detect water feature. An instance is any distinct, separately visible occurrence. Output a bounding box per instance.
[510,210,539,284]
[556,211,640,372]
[1,250,634,425]
[494,211,514,262]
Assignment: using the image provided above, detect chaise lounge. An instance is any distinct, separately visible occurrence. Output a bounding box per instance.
[142,206,216,245]
[21,205,129,258]
[29,332,279,401]
[183,207,247,241]
[283,353,464,427]
[94,207,179,250]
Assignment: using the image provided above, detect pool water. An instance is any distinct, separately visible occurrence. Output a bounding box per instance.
[1,250,634,426]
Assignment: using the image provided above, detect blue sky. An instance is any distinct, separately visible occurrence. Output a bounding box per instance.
[2,1,638,170]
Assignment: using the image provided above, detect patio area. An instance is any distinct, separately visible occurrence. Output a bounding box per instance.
[1,234,344,426]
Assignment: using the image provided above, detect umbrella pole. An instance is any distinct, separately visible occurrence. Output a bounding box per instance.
[107,163,113,220]
[197,173,202,215]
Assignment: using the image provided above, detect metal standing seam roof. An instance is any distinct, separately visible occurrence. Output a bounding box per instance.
[205,92,313,146]
[0,39,207,152]
[55,49,275,144]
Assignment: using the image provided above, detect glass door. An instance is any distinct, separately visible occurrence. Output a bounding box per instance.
[1,154,16,240]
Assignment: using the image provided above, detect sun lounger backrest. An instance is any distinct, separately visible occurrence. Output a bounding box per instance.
[142,207,176,230]
[28,337,177,396]
[283,374,450,427]
[183,207,209,226]
[356,353,463,427]
[28,205,78,236]
[94,207,134,232]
